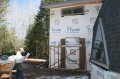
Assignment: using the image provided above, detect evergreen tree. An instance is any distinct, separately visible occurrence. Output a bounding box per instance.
[25,0,63,58]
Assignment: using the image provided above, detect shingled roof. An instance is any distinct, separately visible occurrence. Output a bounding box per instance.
[90,0,120,73]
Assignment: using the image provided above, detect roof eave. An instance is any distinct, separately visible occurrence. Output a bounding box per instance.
[42,0,102,8]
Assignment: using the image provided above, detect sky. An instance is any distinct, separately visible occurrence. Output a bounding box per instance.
[6,0,41,39]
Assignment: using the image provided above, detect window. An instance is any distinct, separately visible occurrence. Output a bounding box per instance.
[62,9,72,15]
[73,7,84,15]
[91,25,106,63]
[91,18,109,69]
[62,6,84,16]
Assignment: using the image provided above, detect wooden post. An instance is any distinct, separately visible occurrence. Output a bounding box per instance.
[60,39,65,68]
[79,38,86,69]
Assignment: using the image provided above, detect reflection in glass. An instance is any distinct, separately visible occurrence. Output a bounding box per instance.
[91,24,106,64]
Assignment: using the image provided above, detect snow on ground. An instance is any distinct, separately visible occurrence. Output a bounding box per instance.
[36,76,88,79]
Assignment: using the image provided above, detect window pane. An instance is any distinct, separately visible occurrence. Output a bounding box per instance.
[91,24,106,64]
[62,6,84,16]
[73,7,84,15]
[62,9,72,15]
